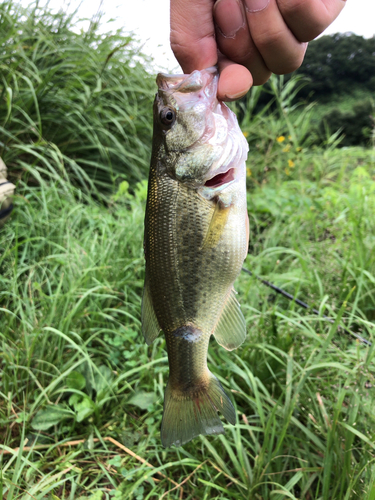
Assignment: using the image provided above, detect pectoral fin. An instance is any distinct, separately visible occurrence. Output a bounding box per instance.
[141,274,161,345]
[213,289,246,351]
[200,200,230,250]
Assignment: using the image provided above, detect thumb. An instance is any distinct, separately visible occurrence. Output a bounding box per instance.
[170,0,217,72]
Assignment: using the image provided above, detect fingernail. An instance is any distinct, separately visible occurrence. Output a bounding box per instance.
[214,0,245,38]
[245,0,270,13]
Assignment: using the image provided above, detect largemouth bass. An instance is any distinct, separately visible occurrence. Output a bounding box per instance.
[142,67,249,447]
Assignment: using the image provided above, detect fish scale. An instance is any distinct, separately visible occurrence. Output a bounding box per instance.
[142,67,249,447]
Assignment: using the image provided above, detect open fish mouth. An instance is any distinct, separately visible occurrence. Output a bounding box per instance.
[202,122,247,191]
[200,98,248,191]
[204,168,235,188]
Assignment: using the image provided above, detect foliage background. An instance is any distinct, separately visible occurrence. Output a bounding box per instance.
[1,2,375,499]
[249,33,375,148]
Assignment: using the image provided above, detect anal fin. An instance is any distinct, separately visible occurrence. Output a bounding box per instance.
[213,288,246,351]
[141,275,161,345]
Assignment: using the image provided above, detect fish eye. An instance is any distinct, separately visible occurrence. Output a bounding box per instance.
[160,107,176,127]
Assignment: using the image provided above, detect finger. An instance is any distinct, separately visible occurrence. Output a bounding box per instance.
[244,0,307,74]
[170,0,217,73]
[217,55,253,101]
[214,0,271,85]
[277,0,347,42]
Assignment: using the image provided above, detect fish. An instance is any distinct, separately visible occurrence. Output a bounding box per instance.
[142,67,249,447]
[0,158,15,228]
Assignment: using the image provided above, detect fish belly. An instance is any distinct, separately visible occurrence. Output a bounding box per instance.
[145,172,247,334]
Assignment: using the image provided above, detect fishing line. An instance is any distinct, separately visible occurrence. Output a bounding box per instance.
[241,267,372,347]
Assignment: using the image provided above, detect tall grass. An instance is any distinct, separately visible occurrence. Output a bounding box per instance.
[0,1,154,192]
[1,4,375,498]
[1,143,375,499]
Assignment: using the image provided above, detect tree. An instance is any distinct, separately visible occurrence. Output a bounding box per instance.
[295,33,375,99]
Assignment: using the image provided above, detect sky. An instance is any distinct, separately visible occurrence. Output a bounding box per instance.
[22,0,375,72]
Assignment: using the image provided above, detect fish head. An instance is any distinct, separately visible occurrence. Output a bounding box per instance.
[155,67,217,153]
[153,67,249,201]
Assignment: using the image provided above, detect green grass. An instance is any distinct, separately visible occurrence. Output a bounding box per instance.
[1,2,375,498]
[1,144,375,499]
[0,1,154,192]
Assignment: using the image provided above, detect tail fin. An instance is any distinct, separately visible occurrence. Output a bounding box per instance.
[161,371,236,448]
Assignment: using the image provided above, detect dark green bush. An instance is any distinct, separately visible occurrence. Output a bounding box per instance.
[318,99,374,147]
[295,33,375,100]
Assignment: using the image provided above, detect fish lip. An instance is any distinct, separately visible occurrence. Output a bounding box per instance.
[156,66,218,93]
[155,67,249,189]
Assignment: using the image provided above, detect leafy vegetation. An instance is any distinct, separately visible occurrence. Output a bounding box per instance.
[316,99,374,147]
[295,33,375,100]
[1,2,375,499]
[0,0,154,192]
[248,33,375,148]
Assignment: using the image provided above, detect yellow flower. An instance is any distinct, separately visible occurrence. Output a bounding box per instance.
[243,131,249,138]
[285,168,290,175]
[296,147,302,152]
[282,144,291,153]
[246,167,252,177]
[288,159,295,168]
[277,136,285,143]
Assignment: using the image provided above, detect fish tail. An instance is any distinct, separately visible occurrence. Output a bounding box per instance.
[161,371,236,448]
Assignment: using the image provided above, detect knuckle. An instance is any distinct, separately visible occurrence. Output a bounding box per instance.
[170,36,187,59]
[277,0,334,41]
[170,30,217,72]
[170,26,192,51]
[277,0,311,16]
[255,28,286,52]
[217,42,253,66]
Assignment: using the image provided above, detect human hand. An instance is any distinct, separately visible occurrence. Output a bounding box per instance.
[170,0,346,101]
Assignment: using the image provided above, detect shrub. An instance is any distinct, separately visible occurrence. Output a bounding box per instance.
[0,1,154,193]
[318,99,374,147]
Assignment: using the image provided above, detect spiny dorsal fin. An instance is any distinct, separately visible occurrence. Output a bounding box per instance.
[213,288,246,351]
[141,274,161,345]
[200,200,230,250]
